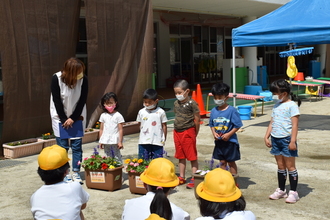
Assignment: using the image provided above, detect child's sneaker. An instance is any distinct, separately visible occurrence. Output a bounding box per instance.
[269,188,288,200]
[64,174,73,183]
[285,190,299,203]
[178,176,186,185]
[72,172,83,185]
[186,178,194,189]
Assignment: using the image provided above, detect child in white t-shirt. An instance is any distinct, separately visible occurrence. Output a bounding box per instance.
[136,89,167,159]
[99,92,125,163]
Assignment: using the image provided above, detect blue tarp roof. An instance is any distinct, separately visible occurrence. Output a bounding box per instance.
[232,0,330,47]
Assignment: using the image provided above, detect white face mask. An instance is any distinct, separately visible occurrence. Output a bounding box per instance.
[214,99,225,106]
[176,90,187,101]
[144,104,156,110]
[272,95,283,103]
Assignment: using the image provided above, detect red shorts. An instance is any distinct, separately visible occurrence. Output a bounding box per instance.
[173,127,197,161]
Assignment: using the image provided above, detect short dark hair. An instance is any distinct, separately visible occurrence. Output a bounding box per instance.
[100,92,119,112]
[143,88,158,100]
[173,79,189,90]
[37,162,70,184]
[211,83,230,96]
[198,196,246,218]
[149,186,173,220]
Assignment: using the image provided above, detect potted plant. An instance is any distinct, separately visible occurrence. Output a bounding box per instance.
[38,132,56,148]
[124,157,152,194]
[3,138,45,159]
[123,121,140,136]
[81,146,123,191]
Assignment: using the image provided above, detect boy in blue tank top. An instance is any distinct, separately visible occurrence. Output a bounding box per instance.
[209,83,243,178]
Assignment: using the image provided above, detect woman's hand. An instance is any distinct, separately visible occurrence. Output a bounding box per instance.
[63,118,74,129]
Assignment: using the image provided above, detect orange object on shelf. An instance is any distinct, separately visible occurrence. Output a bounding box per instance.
[294,72,304,81]
[191,90,197,101]
[196,84,208,115]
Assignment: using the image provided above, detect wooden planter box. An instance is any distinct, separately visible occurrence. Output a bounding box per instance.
[128,172,147,195]
[193,173,205,199]
[85,166,123,191]
[123,121,140,136]
[3,138,45,159]
[37,138,57,148]
[82,129,99,144]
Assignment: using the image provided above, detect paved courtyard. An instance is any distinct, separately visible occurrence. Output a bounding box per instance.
[1,97,330,220]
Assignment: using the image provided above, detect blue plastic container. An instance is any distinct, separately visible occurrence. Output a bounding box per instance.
[244,85,262,95]
[258,90,273,101]
[237,106,253,120]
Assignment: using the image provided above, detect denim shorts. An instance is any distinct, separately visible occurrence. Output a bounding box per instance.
[270,136,298,157]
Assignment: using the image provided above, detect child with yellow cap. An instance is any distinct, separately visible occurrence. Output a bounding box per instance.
[30,145,89,220]
[122,158,190,220]
[195,168,255,220]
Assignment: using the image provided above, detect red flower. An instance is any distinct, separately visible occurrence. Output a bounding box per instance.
[101,163,109,170]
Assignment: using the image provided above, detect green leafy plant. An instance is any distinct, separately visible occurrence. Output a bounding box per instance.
[41,132,55,140]
[81,146,122,170]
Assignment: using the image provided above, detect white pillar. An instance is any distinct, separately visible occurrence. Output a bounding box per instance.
[242,16,257,85]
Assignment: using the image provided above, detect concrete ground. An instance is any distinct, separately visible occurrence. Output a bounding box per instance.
[1,97,330,220]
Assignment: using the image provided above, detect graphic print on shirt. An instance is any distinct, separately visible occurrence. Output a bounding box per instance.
[213,117,230,137]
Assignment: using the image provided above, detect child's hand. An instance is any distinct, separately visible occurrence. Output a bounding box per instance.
[213,132,221,140]
[221,133,229,141]
[264,138,271,148]
[118,143,123,149]
[289,141,297,151]
[99,144,104,149]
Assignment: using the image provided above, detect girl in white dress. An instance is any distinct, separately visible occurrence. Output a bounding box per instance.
[98,92,125,163]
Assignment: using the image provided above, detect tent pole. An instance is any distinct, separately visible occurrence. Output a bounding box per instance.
[232,47,236,107]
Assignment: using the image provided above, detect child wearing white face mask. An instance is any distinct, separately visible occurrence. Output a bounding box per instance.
[98,92,125,163]
[265,79,301,203]
[136,89,168,159]
[209,83,243,178]
[173,79,200,189]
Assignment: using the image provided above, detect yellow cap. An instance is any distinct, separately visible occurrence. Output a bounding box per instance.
[38,145,70,170]
[145,214,166,220]
[196,168,242,202]
[140,158,179,187]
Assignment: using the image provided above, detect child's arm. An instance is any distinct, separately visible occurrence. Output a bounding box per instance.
[118,122,124,149]
[221,127,240,142]
[264,118,273,148]
[99,122,104,149]
[289,115,299,150]
[210,127,220,140]
[194,112,200,136]
[162,122,167,143]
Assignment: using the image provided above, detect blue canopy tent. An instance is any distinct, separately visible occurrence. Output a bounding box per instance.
[230,0,330,106]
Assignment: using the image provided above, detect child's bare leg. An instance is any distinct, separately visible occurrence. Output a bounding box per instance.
[220,160,227,170]
[228,161,238,175]
[190,160,198,175]
[179,159,186,178]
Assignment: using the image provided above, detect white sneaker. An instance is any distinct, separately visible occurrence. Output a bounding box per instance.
[269,188,288,200]
[64,174,73,183]
[285,190,299,203]
[72,172,83,185]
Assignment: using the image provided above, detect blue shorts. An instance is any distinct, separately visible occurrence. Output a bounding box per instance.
[213,140,240,162]
[270,136,298,157]
[138,144,164,159]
